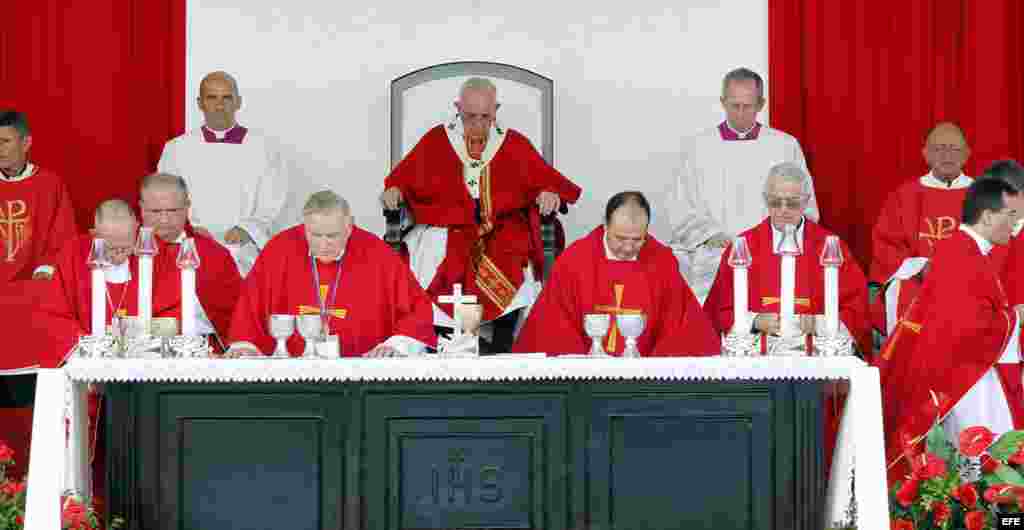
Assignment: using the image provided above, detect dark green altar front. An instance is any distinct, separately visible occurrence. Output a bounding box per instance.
[105,379,825,530]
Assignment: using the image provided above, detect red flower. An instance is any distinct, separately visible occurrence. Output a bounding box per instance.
[953,483,979,508]
[1010,444,1024,466]
[930,501,951,524]
[959,426,995,457]
[891,519,914,530]
[61,497,89,530]
[0,441,13,462]
[965,511,986,530]
[984,484,1024,504]
[982,454,1000,474]
[911,452,947,480]
[896,478,920,507]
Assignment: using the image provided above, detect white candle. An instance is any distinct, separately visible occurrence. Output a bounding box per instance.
[733,267,749,333]
[91,269,106,337]
[824,266,839,336]
[138,255,153,331]
[181,268,197,336]
[780,255,796,335]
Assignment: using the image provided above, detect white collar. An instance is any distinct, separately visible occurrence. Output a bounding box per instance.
[203,124,237,140]
[603,228,638,262]
[771,217,806,254]
[959,224,994,256]
[920,172,972,190]
[0,161,35,183]
[309,248,345,263]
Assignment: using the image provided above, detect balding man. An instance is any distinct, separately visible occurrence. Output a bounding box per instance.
[157,71,288,275]
[382,77,582,352]
[140,172,241,349]
[704,163,869,354]
[870,122,975,335]
[228,191,436,358]
[513,192,719,356]
[40,200,182,364]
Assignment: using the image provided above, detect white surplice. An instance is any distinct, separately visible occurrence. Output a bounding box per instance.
[157,127,288,275]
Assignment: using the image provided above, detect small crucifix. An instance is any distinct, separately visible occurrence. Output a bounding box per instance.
[438,283,478,339]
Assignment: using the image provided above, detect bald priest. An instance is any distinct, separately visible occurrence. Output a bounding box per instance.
[513,192,720,356]
[228,191,436,357]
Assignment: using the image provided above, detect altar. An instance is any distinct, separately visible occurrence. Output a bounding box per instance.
[22,356,887,530]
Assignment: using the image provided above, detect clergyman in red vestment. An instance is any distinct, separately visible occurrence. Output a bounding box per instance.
[229,191,435,358]
[879,178,1024,483]
[870,122,974,336]
[381,77,582,351]
[513,191,719,356]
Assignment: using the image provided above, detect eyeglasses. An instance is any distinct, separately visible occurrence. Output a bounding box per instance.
[928,144,964,154]
[764,195,807,210]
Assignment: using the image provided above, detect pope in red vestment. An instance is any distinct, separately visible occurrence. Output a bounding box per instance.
[513,193,719,356]
[879,179,1024,483]
[382,80,582,326]
[705,218,870,354]
[229,192,435,357]
[869,123,974,335]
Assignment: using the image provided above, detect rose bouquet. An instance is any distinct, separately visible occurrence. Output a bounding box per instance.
[889,424,1024,529]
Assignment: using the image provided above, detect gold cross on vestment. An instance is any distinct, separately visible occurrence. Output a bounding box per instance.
[0,199,29,263]
[918,216,958,250]
[297,285,348,320]
[594,284,643,353]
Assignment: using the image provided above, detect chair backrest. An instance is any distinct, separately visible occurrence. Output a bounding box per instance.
[390,61,554,166]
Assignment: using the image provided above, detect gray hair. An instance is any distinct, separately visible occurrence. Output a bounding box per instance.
[200,71,240,96]
[95,199,138,227]
[764,162,812,195]
[140,172,189,200]
[303,190,351,218]
[721,67,765,102]
[459,77,497,99]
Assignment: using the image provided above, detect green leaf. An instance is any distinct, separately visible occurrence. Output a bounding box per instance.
[994,463,1024,486]
[927,423,955,462]
[989,430,1024,461]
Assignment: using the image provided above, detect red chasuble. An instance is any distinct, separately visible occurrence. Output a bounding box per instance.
[384,125,582,322]
[870,180,968,328]
[511,226,719,356]
[35,234,187,366]
[0,165,78,282]
[704,219,871,353]
[229,226,436,356]
[878,230,1013,480]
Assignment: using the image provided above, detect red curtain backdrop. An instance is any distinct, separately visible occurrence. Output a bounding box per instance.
[769,0,1024,268]
[0,0,186,231]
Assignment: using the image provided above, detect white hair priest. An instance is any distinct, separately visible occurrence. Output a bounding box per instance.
[227,190,436,358]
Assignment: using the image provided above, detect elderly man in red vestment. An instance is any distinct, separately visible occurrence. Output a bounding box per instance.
[139,172,242,351]
[512,192,719,356]
[229,190,435,357]
[870,122,974,337]
[880,178,1024,482]
[381,77,582,352]
[704,162,870,354]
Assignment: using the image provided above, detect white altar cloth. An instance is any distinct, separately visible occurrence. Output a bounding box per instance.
[23,355,887,529]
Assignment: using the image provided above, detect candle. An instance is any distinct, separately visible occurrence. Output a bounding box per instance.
[91,269,106,337]
[727,236,753,333]
[138,255,153,329]
[820,235,845,337]
[86,238,108,337]
[780,254,796,335]
[181,268,196,336]
[824,267,839,336]
[135,227,159,333]
[176,237,202,337]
